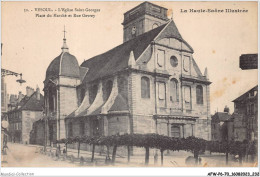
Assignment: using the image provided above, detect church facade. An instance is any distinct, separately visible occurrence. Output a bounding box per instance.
[43,2,211,150]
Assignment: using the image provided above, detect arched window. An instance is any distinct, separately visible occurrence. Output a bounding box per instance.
[141,76,150,98]
[184,86,191,110]
[93,119,99,136]
[170,79,178,102]
[196,85,203,104]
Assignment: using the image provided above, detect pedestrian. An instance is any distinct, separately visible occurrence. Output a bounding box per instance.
[2,144,8,163]
[63,145,66,159]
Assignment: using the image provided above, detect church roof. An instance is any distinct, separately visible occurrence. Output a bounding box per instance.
[81,20,195,84]
[45,52,80,82]
[80,23,167,83]
[232,85,258,102]
[212,112,231,122]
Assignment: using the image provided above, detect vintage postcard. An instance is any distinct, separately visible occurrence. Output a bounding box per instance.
[1,1,258,176]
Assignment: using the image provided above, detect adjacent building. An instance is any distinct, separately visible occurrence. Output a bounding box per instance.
[232,85,258,142]
[211,106,231,142]
[211,86,258,143]
[7,86,44,144]
[1,77,8,116]
[34,2,212,151]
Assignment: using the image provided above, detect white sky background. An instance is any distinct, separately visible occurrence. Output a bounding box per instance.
[1,1,258,114]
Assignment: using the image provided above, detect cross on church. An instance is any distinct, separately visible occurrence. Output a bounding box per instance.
[63,26,67,39]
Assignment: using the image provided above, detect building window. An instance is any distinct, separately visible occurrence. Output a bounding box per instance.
[247,105,250,115]
[157,50,165,67]
[184,86,191,103]
[93,119,99,136]
[80,121,85,135]
[250,104,254,115]
[171,124,180,138]
[49,89,55,112]
[158,82,166,100]
[68,122,73,137]
[170,79,178,102]
[131,26,137,37]
[141,76,150,98]
[184,86,191,110]
[183,56,190,72]
[196,85,203,104]
[170,56,178,67]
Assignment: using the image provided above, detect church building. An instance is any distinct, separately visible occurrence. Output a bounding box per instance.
[43,2,211,150]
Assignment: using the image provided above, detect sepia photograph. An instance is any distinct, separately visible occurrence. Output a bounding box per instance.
[1,0,258,176]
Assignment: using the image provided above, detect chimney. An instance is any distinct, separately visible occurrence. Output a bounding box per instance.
[36,85,40,100]
[18,91,23,102]
[224,105,230,113]
[26,86,34,97]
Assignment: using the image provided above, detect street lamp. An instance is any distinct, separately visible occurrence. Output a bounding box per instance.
[1,69,26,85]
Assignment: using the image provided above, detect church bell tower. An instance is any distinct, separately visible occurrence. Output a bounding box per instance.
[122,1,169,42]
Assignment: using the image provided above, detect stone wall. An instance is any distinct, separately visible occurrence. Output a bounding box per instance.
[22,110,43,144]
[59,85,78,139]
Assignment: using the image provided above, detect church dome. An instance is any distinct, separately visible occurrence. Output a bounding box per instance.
[45,31,80,82]
[45,52,80,82]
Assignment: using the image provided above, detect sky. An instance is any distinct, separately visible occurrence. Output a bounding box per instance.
[1,1,258,114]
